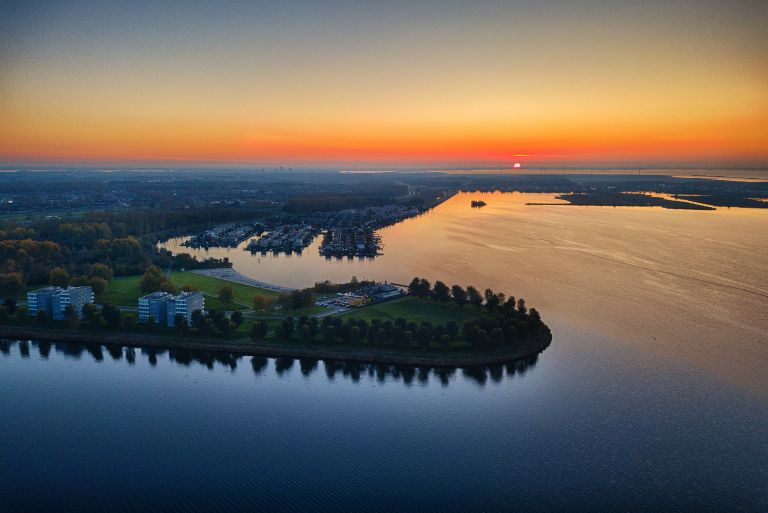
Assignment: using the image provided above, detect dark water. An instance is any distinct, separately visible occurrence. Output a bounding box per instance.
[4,193,768,511]
[1,328,766,512]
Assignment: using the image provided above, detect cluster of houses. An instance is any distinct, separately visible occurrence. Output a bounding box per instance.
[246,224,316,253]
[26,285,204,328]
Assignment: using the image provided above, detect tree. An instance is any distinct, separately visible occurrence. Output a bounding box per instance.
[253,294,276,312]
[122,314,136,329]
[0,273,24,301]
[407,277,421,296]
[250,320,268,341]
[439,334,450,350]
[467,286,483,309]
[418,278,431,298]
[324,326,336,344]
[451,285,467,307]
[219,285,234,306]
[146,315,157,330]
[191,310,205,330]
[102,303,122,329]
[64,304,79,329]
[350,325,362,345]
[82,303,101,326]
[88,277,108,296]
[36,309,49,326]
[230,310,244,327]
[49,267,70,288]
[446,321,458,339]
[402,330,414,348]
[3,298,17,314]
[484,289,500,311]
[15,305,28,324]
[0,306,8,324]
[174,313,188,333]
[89,263,113,282]
[516,298,527,315]
[139,266,163,294]
[432,281,451,302]
[300,324,312,343]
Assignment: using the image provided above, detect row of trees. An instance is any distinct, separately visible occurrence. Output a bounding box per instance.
[408,277,527,313]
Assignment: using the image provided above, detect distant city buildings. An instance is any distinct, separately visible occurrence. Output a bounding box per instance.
[138,291,204,327]
[27,286,94,320]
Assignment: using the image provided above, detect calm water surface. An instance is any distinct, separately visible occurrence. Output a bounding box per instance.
[2,192,767,511]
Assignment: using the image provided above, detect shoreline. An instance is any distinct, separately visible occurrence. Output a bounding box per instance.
[0,325,551,368]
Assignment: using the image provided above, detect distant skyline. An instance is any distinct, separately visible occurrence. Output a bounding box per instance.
[1,0,767,168]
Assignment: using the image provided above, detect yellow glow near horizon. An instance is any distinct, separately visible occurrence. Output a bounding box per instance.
[1,1,766,167]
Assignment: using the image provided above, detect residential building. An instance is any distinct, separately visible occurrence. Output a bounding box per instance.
[138,290,205,327]
[167,291,205,327]
[27,286,94,320]
[138,292,173,324]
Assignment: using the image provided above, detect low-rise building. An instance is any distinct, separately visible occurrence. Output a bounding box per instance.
[27,286,94,320]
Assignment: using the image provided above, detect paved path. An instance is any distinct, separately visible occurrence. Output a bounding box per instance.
[190,268,296,292]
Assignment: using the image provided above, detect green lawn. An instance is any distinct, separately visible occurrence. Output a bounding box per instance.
[339,296,486,325]
[100,271,280,310]
[99,275,143,306]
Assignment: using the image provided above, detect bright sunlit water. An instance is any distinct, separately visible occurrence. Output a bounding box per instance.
[3,192,767,511]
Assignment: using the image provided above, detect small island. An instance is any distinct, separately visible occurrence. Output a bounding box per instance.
[471,200,487,208]
[0,272,551,367]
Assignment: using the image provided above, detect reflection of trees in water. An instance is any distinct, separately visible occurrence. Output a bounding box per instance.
[1,340,542,387]
[251,355,268,374]
[38,341,51,358]
[274,357,294,375]
[299,357,318,375]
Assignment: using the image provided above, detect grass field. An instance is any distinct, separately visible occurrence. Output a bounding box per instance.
[339,296,486,325]
[100,271,279,310]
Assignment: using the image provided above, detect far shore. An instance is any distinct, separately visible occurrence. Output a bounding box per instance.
[0,325,551,368]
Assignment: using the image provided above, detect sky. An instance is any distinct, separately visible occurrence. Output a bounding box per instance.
[1,0,767,169]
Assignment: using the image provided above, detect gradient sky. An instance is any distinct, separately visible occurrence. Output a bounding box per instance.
[1,0,767,168]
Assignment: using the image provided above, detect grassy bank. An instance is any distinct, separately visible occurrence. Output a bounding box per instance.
[100,271,279,310]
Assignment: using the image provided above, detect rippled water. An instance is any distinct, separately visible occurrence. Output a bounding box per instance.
[2,192,767,511]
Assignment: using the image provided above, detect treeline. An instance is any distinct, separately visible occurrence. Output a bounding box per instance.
[407,277,546,348]
[312,276,376,293]
[284,192,399,213]
[0,206,235,299]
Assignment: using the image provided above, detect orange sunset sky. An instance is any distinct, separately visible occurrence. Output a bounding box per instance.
[1,0,767,169]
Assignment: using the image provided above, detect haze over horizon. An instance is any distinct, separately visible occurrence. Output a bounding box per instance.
[1,0,767,169]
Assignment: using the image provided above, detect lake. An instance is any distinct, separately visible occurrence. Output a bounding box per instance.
[2,192,767,511]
